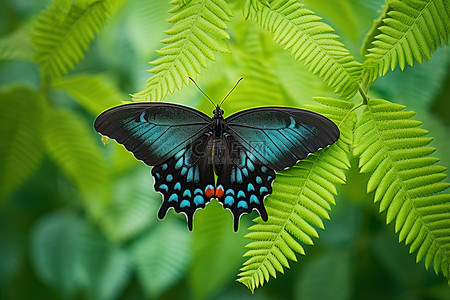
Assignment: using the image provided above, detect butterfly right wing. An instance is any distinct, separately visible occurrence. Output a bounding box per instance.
[94,102,211,166]
[152,133,216,230]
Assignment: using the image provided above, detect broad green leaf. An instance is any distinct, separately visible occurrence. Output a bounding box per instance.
[190,201,247,299]
[131,220,192,298]
[42,108,110,215]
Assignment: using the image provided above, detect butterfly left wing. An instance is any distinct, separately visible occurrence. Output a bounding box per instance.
[215,135,275,231]
[152,133,215,230]
[224,107,339,171]
[94,102,211,166]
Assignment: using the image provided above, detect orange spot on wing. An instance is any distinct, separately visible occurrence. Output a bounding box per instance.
[215,186,224,198]
[205,187,214,198]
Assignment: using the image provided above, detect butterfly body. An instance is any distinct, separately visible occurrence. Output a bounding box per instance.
[95,102,339,231]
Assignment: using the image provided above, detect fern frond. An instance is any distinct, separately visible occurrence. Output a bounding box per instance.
[237,98,357,291]
[353,98,450,281]
[51,74,123,114]
[250,0,362,99]
[132,0,233,101]
[362,0,450,84]
[0,87,44,199]
[32,0,116,81]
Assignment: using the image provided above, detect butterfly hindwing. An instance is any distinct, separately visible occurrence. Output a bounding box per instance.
[94,103,211,166]
[215,134,275,231]
[225,107,339,171]
[152,133,215,230]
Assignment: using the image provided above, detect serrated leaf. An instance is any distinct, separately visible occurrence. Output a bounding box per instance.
[238,98,357,291]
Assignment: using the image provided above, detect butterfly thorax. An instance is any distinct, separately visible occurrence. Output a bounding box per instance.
[212,105,225,138]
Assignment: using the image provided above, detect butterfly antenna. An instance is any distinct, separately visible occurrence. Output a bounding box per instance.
[219,77,243,107]
[189,77,215,108]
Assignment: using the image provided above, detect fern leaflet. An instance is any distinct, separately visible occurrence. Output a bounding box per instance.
[353,98,450,282]
[132,0,233,101]
[363,0,450,84]
[250,0,362,99]
[32,0,116,81]
[237,98,357,291]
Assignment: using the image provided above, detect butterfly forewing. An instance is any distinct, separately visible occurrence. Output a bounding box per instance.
[225,107,339,171]
[94,103,211,166]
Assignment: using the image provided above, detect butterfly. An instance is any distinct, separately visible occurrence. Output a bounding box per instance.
[94,79,339,231]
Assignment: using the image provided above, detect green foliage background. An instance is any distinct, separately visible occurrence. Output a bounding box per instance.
[0,0,449,299]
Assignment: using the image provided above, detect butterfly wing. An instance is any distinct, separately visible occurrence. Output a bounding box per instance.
[95,102,215,230]
[94,102,211,166]
[224,107,339,171]
[215,135,275,231]
[152,133,215,230]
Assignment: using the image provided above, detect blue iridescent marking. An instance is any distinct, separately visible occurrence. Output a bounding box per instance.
[161,163,168,170]
[159,184,169,192]
[236,169,243,184]
[194,166,200,182]
[187,168,194,182]
[194,188,203,195]
[256,176,262,184]
[288,116,296,129]
[155,173,160,179]
[260,186,269,194]
[193,195,204,205]
[139,111,146,122]
[247,183,255,192]
[175,158,183,169]
[183,190,191,198]
[166,174,173,182]
[267,176,273,181]
[237,190,245,199]
[261,166,268,173]
[168,194,178,202]
[174,182,181,191]
[181,167,188,176]
[180,200,190,208]
[174,150,183,159]
[237,201,248,209]
[224,196,234,206]
[205,184,214,192]
[250,195,259,204]
[226,189,234,195]
[231,168,235,183]
[242,168,248,177]
[247,160,255,171]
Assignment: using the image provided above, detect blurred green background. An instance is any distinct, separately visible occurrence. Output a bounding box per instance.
[0,0,449,299]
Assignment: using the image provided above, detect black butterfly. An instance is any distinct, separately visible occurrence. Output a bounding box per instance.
[94,82,339,231]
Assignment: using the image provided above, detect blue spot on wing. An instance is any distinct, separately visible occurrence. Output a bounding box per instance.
[237,201,248,209]
[224,196,234,206]
[180,200,190,208]
[194,195,204,205]
[168,194,178,202]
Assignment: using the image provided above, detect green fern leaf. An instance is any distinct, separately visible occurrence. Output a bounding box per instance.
[51,74,123,115]
[0,87,44,199]
[32,0,116,81]
[131,220,192,298]
[43,109,110,214]
[133,0,233,101]
[237,98,357,291]
[363,0,450,84]
[353,98,450,282]
[251,0,362,99]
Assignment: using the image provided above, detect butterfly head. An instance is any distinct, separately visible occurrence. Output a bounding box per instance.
[213,105,224,118]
